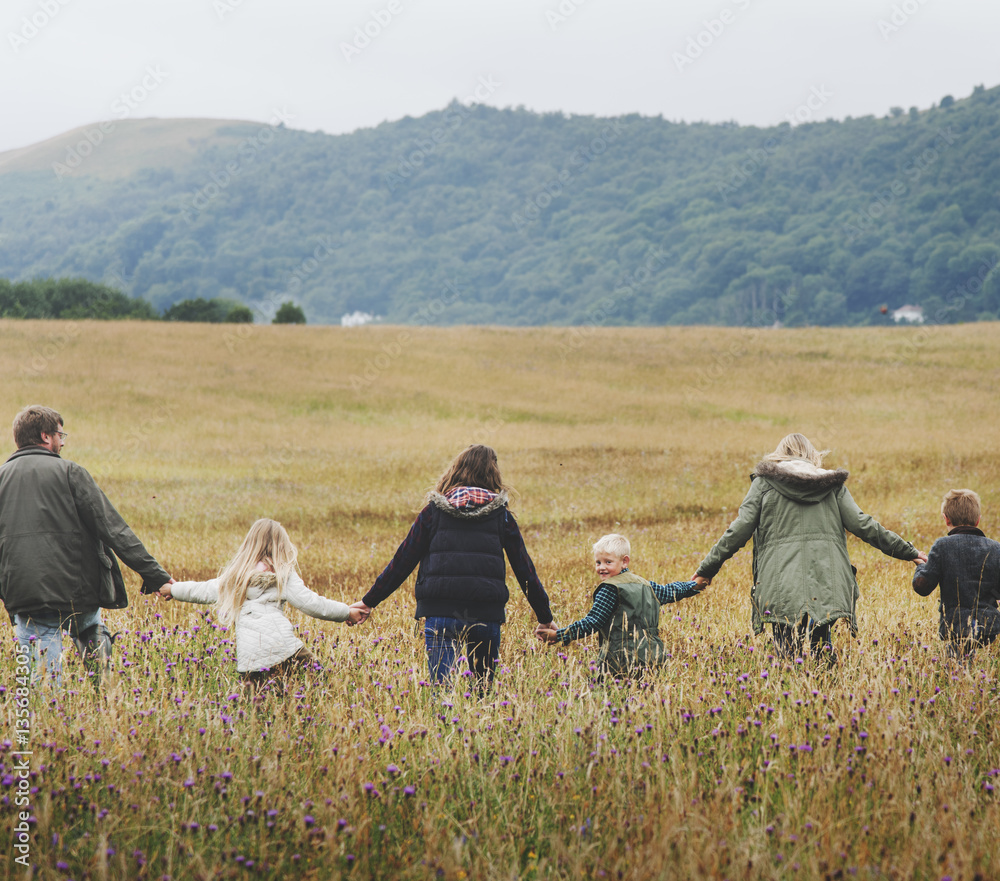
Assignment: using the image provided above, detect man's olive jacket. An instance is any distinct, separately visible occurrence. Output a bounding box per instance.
[0,447,169,617]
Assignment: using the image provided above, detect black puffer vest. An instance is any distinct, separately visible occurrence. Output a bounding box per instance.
[414,491,510,623]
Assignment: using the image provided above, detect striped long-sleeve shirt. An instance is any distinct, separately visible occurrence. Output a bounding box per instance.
[555,572,700,644]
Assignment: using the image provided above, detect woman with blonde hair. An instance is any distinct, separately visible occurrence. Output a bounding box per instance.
[694,433,926,661]
[161,519,364,686]
[353,445,554,684]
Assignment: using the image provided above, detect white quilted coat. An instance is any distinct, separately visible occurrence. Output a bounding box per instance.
[170,570,350,672]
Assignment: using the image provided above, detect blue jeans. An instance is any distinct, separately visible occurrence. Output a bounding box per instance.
[14,610,109,686]
[423,617,501,684]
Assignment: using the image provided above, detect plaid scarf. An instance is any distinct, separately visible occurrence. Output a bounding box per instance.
[445,486,498,509]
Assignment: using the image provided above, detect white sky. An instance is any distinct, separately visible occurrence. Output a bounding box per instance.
[1,0,997,153]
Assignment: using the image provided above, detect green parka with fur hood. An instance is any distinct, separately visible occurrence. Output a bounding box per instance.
[696,458,919,634]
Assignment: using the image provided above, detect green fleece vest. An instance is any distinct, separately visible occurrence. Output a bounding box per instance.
[595,572,665,677]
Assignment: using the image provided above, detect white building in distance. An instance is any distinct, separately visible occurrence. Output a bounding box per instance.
[892,304,925,324]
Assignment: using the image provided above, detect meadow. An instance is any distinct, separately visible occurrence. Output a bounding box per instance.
[1,318,999,881]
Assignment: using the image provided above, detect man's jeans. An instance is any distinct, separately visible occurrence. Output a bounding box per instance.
[14,610,111,686]
[423,617,501,684]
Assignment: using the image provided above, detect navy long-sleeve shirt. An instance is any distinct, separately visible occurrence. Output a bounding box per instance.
[362,505,553,623]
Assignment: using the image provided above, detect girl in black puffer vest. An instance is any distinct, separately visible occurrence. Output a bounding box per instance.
[357,445,554,683]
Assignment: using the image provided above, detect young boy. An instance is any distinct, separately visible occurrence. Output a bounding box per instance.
[913,489,1000,658]
[537,534,704,678]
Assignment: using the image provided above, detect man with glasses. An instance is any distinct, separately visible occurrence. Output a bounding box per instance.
[0,405,173,686]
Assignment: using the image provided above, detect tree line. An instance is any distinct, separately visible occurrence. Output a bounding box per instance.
[2,83,999,326]
[0,278,306,323]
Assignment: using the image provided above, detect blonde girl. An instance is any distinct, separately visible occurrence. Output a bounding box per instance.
[160,519,363,684]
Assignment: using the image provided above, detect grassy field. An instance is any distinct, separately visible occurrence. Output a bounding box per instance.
[1,319,999,880]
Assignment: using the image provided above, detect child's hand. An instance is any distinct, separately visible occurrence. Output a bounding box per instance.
[347,601,371,626]
[692,575,711,590]
[158,580,174,600]
[912,551,928,565]
[534,622,558,644]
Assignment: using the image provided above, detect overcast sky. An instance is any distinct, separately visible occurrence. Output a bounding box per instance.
[2,0,997,154]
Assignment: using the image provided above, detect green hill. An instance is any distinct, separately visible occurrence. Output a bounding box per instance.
[1,88,999,326]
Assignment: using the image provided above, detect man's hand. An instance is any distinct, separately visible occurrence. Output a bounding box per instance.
[158,579,175,600]
[692,575,711,590]
[912,551,928,565]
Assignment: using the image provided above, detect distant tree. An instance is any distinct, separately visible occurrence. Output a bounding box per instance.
[939,95,955,108]
[273,301,306,324]
[163,297,250,323]
[226,305,254,323]
[889,106,904,118]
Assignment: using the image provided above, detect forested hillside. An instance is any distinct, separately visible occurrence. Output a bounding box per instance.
[1,85,999,326]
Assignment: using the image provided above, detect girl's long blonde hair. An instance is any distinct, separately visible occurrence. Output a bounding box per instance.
[762,432,829,467]
[215,519,298,626]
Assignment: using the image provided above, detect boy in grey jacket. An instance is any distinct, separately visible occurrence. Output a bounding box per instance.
[913,489,1000,658]
[0,405,172,685]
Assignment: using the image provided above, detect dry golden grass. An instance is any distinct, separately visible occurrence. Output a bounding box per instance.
[1,319,999,880]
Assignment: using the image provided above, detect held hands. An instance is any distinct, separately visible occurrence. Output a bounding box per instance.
[912,551,928,565]
[534,621,559,645]
[347,601,372,627]
[692,575,712,590]
[158,578,176,600]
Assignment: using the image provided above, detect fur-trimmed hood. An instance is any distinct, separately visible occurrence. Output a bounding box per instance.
[753,458,849,503]
[426,488,509,520]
